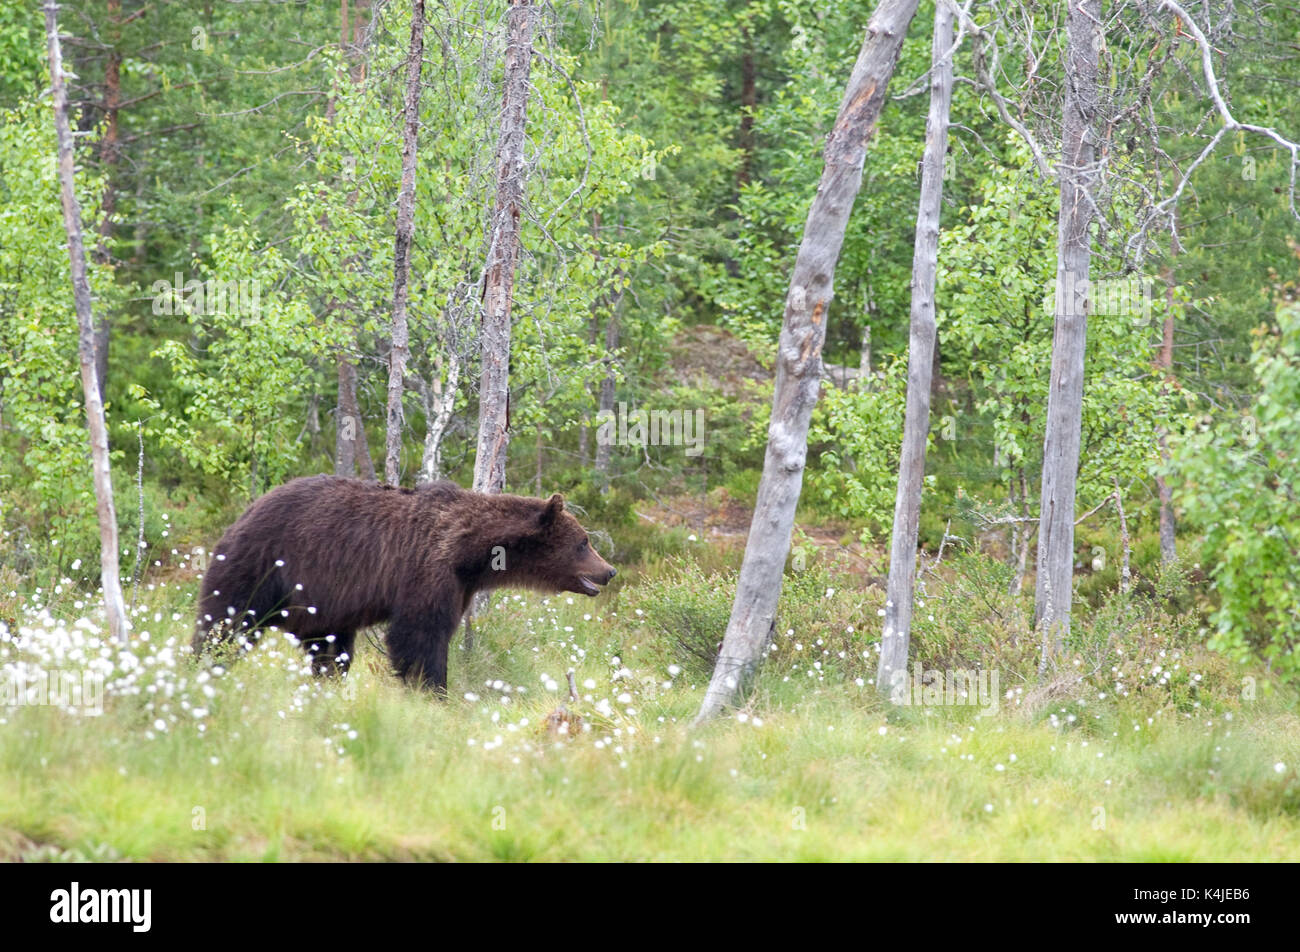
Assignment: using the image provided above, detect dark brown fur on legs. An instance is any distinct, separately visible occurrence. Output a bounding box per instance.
[303,630,357,677]
[194,476,615,695]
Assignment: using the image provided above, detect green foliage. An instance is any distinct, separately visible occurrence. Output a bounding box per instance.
[0,101,124,564]
[807,360,913,532]
[628,558,735,680]
[0,0,1294,754]
[142,221,340,496]
[909,550,1033,671]
[290,2,670,486]
[704,0,934,362]
[1175,304,1300,683]
[940,143,1185,515]
[0,4,41,106]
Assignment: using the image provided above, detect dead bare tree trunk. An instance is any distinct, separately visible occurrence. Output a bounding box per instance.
[1035,0,1100,665]
[592,217,626,492]
[472,0,535,496]
[384,0,426,485]
[578,213,602,466]
[694,0,921,723]
[462,0,536,652]
[45,0,129,645]
[878,0,954,699]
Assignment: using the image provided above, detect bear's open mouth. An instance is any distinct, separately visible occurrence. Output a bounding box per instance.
[577,575,603,596]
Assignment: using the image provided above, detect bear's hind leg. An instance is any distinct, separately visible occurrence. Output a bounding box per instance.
[195,572,289,658]
[193,610,271,662]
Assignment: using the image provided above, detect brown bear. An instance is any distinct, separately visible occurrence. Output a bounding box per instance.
[193,475,615,694]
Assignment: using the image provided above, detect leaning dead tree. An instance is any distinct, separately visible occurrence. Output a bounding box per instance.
[878,0,956,698]
[1034,0,1100,661]
[384,0,426,485]
[694,0,922,724]
[44,0,129,645]
[472,0,536,496]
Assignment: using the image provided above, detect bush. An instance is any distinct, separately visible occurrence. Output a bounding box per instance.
[1174,304,1300,685]
[806,359,915,536]
[625,559,734,681]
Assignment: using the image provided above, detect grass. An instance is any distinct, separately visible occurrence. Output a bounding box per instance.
[1,550,1298,862]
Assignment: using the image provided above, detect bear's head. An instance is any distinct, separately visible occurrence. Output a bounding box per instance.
[509,493,616,597]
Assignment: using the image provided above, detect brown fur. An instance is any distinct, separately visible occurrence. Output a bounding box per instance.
[194,476,615,693]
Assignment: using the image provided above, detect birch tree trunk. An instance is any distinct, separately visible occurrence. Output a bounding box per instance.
[694,0,921,723]
[472,0,535,495]
[418,353,460,483]
[1034,0,1100,661]
[878,0,954,698]
[45,0,129,645]
[384,0,426,485]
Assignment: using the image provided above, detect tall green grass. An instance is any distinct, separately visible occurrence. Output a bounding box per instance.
[1,553,1297,861]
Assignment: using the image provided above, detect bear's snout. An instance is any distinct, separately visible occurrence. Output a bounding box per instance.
[571,551,616,596]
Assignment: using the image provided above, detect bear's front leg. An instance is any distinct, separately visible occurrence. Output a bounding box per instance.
[303,630,357,677]
[386,605,456,697]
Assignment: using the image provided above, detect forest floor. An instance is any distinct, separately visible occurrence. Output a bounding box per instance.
[2,536,1298,862]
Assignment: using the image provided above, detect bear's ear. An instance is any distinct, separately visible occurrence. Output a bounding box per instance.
[539,493,564,527]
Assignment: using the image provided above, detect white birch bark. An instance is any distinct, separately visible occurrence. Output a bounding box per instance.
[418,353,460,483]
